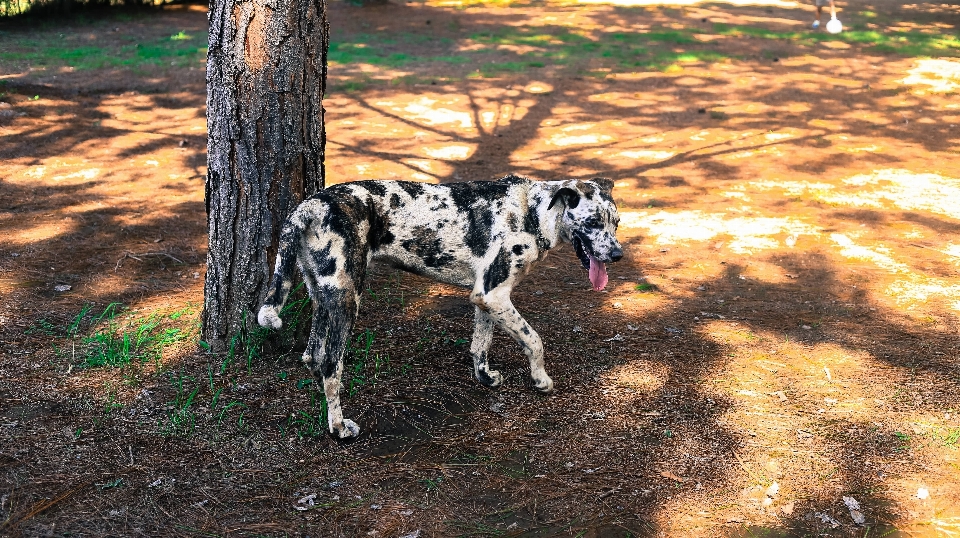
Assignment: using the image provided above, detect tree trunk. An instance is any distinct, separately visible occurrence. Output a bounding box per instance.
[203,0,327,351]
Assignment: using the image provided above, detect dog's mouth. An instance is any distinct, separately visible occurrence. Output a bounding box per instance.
[573,234,608,291]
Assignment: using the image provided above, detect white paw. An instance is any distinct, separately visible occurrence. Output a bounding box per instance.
[335,419,360,439]
[533,375,554,394]
[257,306,282,329]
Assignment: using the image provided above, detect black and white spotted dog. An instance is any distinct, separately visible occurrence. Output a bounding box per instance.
[258,175,623,438]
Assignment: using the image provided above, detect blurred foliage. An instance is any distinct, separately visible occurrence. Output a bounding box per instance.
[1,0,180,19]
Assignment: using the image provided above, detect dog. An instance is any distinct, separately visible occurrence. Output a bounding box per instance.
[258,175,623,438]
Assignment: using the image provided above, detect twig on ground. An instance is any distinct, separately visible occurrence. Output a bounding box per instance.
[115,251,185,271]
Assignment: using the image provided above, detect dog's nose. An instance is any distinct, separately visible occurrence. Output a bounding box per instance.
[609,247,623,262]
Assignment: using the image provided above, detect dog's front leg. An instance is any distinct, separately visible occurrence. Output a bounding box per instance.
[472,290,554,394]
[471,306,502,388]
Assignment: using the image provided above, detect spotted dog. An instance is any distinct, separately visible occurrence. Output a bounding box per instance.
[258,175,623,439]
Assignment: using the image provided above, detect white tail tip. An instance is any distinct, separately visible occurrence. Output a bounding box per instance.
[257,306,283,329]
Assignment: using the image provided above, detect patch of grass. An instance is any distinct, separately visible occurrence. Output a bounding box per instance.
[934,426,960,447]
[0,29,208,71]
[344,328,391,396]
[713,22,960,56]
[160,371,200,436]
[329,37,469,68]
[31,303,195,369]
[635,282,656,292]
[285,385,328,438]
[95,478,123,491]
[478,60,545,76]
[421,475,443,492]
[80,304,190,368]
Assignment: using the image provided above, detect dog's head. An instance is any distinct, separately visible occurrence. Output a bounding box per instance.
[548,178,623,291]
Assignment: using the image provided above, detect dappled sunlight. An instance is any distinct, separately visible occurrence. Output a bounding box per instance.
[575,0,799,7]
[661,321,960,529]
[3,0,960,535]
[901,59,960,94]
[620,210,818,254]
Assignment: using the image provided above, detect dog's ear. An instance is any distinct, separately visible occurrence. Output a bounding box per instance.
[548,187,581,210]
[591,177,614,194]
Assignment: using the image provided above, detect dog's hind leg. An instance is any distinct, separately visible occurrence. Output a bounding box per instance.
[316,288,361,439]
[471,306,502,388]
[471,290,554,394]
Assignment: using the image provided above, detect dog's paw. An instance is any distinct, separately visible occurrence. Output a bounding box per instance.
[476,368,503,389]
[257,305,283,329]
[532,375,554,394]
[332,419,360,440]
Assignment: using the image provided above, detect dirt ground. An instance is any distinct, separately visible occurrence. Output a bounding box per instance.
[2,0,960,536]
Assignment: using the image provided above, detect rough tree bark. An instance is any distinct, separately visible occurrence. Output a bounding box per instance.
[203,0,328,351]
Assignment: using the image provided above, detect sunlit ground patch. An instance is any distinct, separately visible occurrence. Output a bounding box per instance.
[829,169,960,220]
[422,145,473,160]
[575,0,798,7]
[886,279,960,311]
[830,233,909,274]
[377,96,474,129]
[619,149,676,160]
[620,210,819,254]
[744,170,960,221]
[901,58,960,94]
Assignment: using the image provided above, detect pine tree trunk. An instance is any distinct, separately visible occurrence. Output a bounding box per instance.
[203,0,328,351]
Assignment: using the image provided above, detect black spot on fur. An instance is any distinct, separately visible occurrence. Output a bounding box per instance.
[353,181,387,197]
[483,246,511,292]
[474,352,498,387]
[401,226,455,268]
[549,187,580,210]
[590,177,615,202]
[398,181,425,199]
[316,194,370,287]
[577,180,596,198]
[312,243,338,277]
[389,193,402,209]
[507,213,519,232]
[366,201,391,251]
[524,204,550,251]
[520,326,530,335]
[465,206,493,257]
[512,244,524,255]
[445,176,526,257]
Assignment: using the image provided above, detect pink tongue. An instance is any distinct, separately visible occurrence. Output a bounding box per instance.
[588,256,608,291]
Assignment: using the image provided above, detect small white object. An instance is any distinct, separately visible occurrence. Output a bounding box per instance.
[917,487,930,499]
[814,512,841,528]
[54,284,72,292]
[765,482,780,498]
[844,496,866,525]
[826,17,843,34]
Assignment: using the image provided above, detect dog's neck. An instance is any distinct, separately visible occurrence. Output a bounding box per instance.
[529,180,569,250]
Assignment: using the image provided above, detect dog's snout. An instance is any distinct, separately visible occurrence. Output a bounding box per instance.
[609,246,623,262]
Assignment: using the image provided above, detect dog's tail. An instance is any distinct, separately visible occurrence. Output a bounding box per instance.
[257,211,310,330]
